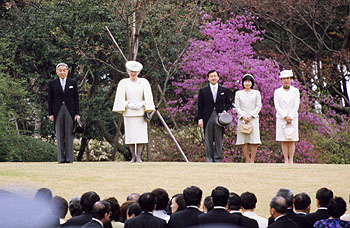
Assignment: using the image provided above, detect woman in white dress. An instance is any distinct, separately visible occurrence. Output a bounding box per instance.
[112,61,155,162]
[235,74,262,163]
[274,70,300,164]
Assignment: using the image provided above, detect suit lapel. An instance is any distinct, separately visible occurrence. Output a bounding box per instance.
[55,78,64,94]
[217,86,224,100]
[63,78,71,94]
[205,85,214,103]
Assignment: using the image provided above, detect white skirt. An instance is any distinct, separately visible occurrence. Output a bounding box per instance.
[124,116,148,144]
[276,118,299,141]
[236,117,261,145]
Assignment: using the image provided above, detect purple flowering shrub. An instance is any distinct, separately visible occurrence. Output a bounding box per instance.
[165,13,350,163]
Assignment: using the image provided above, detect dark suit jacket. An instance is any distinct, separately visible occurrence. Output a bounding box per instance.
[48,77,79,122]
[286,209,312,228]
[267,215,300,228]
[81,219,103,228]
[168,207,203,228]
[305,208,329,226]
[197,85,232,130]
[269,209,310,228]
[231,212,259,228]
[198,208,239,226]
[124,212,166,228]
[62,212,91,227]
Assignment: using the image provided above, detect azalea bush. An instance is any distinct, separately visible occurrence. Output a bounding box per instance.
[167,13,350,163]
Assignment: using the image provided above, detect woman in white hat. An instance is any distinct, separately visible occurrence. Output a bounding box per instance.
[274,70,300,164]
[112,61,155,162]
[234,74,262,163]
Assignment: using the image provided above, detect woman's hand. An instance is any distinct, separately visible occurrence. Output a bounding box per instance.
[284,116,292,124]
[243,115,252,122]
[135,102,144,110]
[127,102,144,110]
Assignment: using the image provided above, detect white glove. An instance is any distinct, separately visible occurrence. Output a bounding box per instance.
[126,102,138,110]
[135,102,144,110]
[126,102,144,110]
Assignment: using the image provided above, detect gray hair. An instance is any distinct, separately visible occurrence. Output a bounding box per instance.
[270,196,287,214]
[56,62,68,70]
[276,188,293,207]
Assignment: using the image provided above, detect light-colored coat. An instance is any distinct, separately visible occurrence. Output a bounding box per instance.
[112,78,155,116]
[274,86,300,141]
[235,89,262,145]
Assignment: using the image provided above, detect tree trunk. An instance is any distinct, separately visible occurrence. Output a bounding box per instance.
[77,137,88,161]
[34,107,41,138]
[112,115,123,161]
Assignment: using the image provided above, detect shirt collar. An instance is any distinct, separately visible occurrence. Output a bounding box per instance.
[187,205,199,209]
[92,218,103,226]
[296,211,307,215]
[210,83,218,89]
[275,214,286,221]
[143,211,153,214]
[230,210,241,214]
[213,206,226,210]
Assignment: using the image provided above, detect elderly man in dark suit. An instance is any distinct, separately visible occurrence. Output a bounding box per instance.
[82,201,111,228]
[48,62,80,163]
[268,196,299,228]
[125,192,166,228]
[197,70,233,162]
[268,188,310,228]
[198,186,239,226]
[168,186,203,228]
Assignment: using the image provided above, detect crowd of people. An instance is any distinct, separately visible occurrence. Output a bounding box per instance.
[1,186,349,228]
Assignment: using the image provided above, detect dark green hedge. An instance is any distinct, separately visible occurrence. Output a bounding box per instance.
[0,134,56,162]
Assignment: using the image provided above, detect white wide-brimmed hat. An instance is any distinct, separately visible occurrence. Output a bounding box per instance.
[279,70,293,78]
[125,61,143,72]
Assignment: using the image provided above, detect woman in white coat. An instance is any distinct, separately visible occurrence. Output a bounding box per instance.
[274,70,300,164]
[112,61,155,162]
[235,74,262,163]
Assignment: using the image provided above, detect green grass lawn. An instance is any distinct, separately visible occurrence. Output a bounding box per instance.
[0,162,349,218]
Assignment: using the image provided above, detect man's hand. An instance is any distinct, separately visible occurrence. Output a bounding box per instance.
[198,119,203,129]
[49,115,54,122]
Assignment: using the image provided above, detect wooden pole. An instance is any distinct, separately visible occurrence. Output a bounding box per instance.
[155,110,189,162]
[105,26,128,62]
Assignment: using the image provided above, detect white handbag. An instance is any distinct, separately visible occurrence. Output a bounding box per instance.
[283,124,295,140]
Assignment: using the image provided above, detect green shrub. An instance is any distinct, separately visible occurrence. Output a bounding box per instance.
[0,134,56,162]
[149,124,205,162]
[315,127,350,164]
